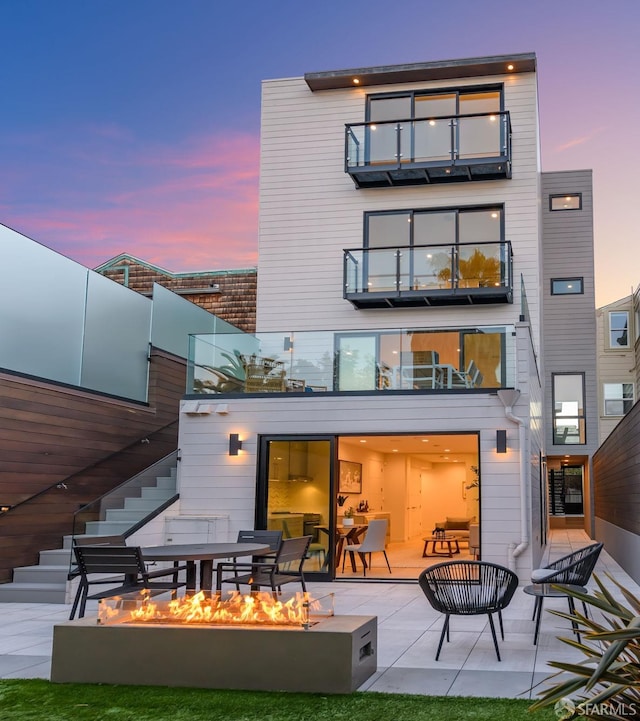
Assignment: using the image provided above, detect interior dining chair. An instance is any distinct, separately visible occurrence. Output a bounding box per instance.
[281,520,325,567]
[342,519,390,577]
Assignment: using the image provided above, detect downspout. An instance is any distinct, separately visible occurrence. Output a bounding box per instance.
[497,389,528,569]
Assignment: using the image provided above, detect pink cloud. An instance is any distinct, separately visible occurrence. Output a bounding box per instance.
[0,128,260,272]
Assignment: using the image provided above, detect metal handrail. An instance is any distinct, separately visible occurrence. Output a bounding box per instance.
[0,419,178,519]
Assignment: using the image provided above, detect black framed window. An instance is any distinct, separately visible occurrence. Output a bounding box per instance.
[552,373,586,445]
[549,193,582,211]
[551,277,583,295]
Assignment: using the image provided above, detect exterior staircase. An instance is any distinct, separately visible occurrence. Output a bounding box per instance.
[0,466,177,604]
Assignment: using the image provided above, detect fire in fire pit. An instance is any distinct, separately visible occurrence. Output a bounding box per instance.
[98,590,334,629]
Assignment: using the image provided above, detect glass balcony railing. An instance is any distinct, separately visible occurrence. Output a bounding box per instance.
[343,241,513,308]
[187,325,516,396]
[345,111,511,188]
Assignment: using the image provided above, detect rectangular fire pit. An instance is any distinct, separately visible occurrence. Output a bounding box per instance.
[51,592,377,694]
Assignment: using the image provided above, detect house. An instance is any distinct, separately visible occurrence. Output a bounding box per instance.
[595,293,636,444]
[175,53,598,581]
[95,254,257,333]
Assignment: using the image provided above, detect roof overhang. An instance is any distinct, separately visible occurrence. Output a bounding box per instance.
[305,53,536,91]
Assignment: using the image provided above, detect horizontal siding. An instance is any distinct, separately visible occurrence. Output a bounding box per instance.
[541,170,598,453]
[257,72,541,345]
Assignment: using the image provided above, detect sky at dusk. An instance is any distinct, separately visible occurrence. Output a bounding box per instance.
[2,0,639,306]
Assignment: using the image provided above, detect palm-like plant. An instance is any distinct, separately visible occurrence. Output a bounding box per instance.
[530,573,640,720]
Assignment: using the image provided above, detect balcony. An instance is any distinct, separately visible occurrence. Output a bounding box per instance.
[187,325,516,396]
[345,112,511,188]
[344,241,513,309]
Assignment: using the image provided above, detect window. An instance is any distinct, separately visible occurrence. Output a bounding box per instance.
[365,206,504,291]
[552,374,586,445]
[549,193,582,211]
[366,87,503,164]
[603,383,634,416]
[609,311,629,348]
[551,278,583,295]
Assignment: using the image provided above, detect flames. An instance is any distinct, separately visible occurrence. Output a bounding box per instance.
[113,590,320,627]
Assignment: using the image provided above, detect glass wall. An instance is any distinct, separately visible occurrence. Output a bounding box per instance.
[188,325,516,395]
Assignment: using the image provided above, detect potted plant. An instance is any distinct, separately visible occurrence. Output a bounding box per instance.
[343,506,355,526]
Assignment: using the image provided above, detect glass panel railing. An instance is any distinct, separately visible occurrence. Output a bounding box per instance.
[187,325,516,395]
[344,241,512,296]
[346,112,510,169]
[71,451,180,545]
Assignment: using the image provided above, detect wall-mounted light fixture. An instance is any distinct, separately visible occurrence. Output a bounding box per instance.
[496,429,507,454]
[229,433,243,456]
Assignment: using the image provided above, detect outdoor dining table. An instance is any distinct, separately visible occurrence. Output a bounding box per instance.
[141,542,270,593]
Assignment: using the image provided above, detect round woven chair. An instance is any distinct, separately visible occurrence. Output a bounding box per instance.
[418,560,518,661]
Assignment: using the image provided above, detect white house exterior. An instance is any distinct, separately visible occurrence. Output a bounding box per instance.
[176,54,597,582]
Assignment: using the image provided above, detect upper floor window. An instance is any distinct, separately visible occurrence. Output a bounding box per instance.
[552,373,586,445]
[603,383,634,417]
[367,88,502,164]
[609,311,629,348]
[549,193,582,211]
[551,277,583,295]
[364,206,504,291]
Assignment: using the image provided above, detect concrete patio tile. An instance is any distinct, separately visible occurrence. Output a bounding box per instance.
[376,627,425,666]
[2,660,51,679]
[0,655,51,678]
[0,635,52,654]
[461,632,537,671]
[392,629,475,669]
[367,666,459,695]
[447,670,535,699]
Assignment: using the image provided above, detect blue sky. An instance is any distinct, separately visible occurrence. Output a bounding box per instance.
[2,0,639,305]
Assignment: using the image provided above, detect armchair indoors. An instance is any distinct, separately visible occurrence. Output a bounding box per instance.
[419,560,518,661]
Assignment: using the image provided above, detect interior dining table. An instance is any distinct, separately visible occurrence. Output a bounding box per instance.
[141,542,270,593]
[316,524,368,572]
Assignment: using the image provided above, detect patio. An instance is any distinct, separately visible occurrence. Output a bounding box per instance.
[0,529,637,698]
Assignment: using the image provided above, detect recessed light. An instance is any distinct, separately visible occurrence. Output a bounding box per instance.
[422,439,429,443]
[392,449,398,453]
[429,120,436,126]
[507,64,514,71]
[353,78,360,85]
[360,439,367,443]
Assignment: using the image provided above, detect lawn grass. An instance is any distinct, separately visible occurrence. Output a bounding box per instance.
[0,679,555,721]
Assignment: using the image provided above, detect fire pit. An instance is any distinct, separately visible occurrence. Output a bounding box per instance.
[51,590,377,693]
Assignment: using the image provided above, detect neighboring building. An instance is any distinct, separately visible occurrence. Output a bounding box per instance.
[596,294,636,444]
[95,254,257,333]
[174,53,598,582]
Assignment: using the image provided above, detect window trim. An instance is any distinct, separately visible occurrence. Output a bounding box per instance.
[608,310,630,349]
[549,193,582,211]
[550,277,584,296]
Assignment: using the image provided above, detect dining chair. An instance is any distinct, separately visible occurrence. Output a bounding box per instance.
[451,360,483,388]
[281,520,325,567]
[342,519,391,577]
[71,545,187,620]
[215,535,312,593]
[418,560,518,661]
[237,529,282,559]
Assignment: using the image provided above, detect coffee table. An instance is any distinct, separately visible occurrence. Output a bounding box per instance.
[422,534,460,558]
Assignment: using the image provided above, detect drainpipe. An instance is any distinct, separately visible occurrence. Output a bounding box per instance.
[497,389,528,570]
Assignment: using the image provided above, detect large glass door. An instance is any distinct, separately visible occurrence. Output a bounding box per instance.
[257,437,334,578]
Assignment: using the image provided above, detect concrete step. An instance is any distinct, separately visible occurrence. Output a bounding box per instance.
[84,521,134,535]
[155,475,177,490]
[38,548,73,566]
[104,509,149,524]
[12,564,70,585]
[141,487,176,501]
[122,497,167,512]
[0,582,67,604]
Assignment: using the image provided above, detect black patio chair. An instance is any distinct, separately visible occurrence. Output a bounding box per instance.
[529,542,603,627]
[418,560,518,661]
[71,545,186,620]
[215,535,311,594]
